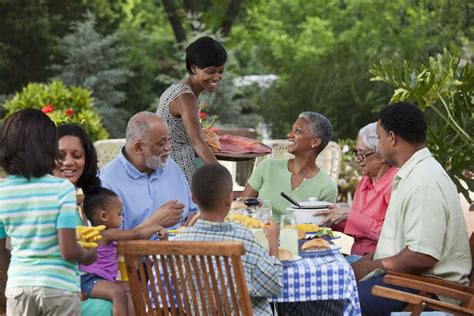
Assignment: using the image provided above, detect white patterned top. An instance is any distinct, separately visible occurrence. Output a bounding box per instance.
[156,81,196,185]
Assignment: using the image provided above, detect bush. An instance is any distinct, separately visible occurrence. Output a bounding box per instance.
[2,80,108,141]
[370,49,473,203]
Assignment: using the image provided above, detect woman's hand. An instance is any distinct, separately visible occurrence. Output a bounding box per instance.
[313,204,350,226]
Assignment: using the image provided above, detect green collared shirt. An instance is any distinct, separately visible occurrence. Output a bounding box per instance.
[374,148,471,286]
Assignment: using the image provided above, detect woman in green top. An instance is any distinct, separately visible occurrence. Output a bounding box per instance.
[241,112,338,222]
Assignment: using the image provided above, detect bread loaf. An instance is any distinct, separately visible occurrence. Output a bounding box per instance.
[278,248,294,261]
[301,238,331,251]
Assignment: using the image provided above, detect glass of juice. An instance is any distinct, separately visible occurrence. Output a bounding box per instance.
[279,214,298,256]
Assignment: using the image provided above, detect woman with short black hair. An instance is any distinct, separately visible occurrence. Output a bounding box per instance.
[156,36,227,184]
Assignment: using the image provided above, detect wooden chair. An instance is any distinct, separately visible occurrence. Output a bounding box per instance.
[372,233,474,315]
[254,140,342,184]
[93,138,126,169]
[117,240,254,316]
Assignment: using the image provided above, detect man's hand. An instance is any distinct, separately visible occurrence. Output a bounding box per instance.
[313,204,350,226]
[146,200,184,227]
[351,259,380,281]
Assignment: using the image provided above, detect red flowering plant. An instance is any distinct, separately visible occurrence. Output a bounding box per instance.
[2,81,108,141]
[41,103,76,125]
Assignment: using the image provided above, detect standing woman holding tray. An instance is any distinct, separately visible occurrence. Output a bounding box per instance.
[156,36,227,184]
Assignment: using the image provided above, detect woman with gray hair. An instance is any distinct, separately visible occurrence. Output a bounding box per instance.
[241,112,338,222]
[315,122,397,258]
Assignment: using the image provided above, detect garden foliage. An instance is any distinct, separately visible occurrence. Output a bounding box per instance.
[2,81,108,141]
[370,50,473,202]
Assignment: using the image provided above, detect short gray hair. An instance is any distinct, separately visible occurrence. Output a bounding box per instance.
[358,122,378,152]
[298,112,333,152]
[125,111,158,145]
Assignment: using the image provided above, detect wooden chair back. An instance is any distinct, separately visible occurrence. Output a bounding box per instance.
[372,233,474,315]
[117,240,253,316]
[254,140,342,183]
[93,138,126,169]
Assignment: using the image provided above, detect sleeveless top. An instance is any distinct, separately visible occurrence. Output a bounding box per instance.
[156,81,196,185]
[79,241,118,282]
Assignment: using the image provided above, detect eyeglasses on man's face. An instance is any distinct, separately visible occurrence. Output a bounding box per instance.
[352,149,375,161]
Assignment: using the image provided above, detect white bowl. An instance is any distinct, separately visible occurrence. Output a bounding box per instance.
[286,207,328,225]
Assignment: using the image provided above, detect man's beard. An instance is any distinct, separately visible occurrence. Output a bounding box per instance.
[146,154,168,170]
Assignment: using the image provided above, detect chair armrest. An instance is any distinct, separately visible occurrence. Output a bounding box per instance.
[385,270,474,294]
[372,285,474,315]
[383,275,472,303]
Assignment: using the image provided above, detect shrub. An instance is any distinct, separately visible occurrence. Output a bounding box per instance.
[2,80,108,141]
[370,49,473,203]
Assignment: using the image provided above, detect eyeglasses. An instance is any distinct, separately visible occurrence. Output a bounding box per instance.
[352,149,375,161]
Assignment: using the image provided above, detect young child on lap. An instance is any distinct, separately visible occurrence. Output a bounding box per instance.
[175,164,283,315]
[0,109,97,316]
[79,187,167,316]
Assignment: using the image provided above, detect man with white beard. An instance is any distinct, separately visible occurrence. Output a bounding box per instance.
[100,111,197,235]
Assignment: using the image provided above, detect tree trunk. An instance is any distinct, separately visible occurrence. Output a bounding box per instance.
[162,0,187,43]
[220,0,241,37]
[183,0,199,32]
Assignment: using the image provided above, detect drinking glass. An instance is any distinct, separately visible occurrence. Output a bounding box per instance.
[257,200,273,223]
[279,214,298,256]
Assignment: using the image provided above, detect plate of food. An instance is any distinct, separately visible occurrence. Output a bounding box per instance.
[278,249,302,265]
[299,238,341,257]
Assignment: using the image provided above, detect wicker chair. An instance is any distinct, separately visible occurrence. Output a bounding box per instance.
[254,140,342,183]
[93,139,126,169]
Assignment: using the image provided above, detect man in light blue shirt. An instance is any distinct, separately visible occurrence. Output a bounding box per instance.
[100,112,197,234]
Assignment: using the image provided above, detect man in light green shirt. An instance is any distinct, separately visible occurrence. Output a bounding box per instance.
[352,102,471,315]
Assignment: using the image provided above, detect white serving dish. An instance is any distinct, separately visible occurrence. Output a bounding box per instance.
[285,198,332,225]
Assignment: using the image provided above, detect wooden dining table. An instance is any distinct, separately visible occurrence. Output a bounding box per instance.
[269,249,361,316]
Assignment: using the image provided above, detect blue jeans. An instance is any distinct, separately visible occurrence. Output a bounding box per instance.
[357,274,419,316]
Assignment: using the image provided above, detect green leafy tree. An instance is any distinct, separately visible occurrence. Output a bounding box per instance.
[2,80,108,141]
[0,0,97,95]
[51,12,133,137]
[230,0,472,139]
[370,49,473,202]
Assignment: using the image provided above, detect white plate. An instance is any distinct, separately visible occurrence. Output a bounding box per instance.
[280,255,303,265]
[299,245,341,257]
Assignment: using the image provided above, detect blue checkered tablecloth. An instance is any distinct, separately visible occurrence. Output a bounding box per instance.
[269,250,361,316]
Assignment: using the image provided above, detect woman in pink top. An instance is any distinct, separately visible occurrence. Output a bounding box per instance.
[315,123,397,256]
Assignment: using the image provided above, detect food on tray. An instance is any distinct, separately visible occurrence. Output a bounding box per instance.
[76,225,106,248]
[203,127,221,152]
[286,223,320,233]
[301,238,331,251]
[218,135,272,155]
[278,248,294,261]
[226,213,264,228]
